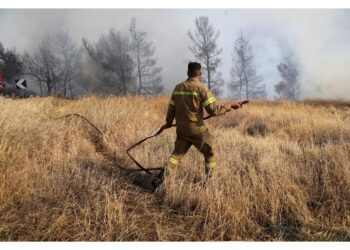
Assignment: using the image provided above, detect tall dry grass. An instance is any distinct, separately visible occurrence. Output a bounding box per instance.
[0,96,349,241]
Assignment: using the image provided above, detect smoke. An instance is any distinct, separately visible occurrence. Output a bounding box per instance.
[286,10,350,99]
[0,9,349,99]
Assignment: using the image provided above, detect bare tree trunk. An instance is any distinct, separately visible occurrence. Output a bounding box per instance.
[68,83,73,97]
[206,59,211,90]
[47,76,52,96]
[137,46,142,95]
[64,54,68,97]
[53,80,57,95]
[239,79,243,102]
[39,82,43,96]
[244,71,249,99]
[138,73,141,95]
[64,81,67,97]
[64,67,68,97]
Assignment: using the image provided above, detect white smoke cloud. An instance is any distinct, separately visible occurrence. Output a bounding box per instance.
[285,10,350,99]
[0,9,349,99]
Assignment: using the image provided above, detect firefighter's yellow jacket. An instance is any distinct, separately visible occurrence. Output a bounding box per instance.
[165,78,231,136]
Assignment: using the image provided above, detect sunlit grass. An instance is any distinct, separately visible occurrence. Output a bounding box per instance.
[0,96,349,240]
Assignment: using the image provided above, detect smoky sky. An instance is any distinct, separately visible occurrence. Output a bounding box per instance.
[1,9,350,99]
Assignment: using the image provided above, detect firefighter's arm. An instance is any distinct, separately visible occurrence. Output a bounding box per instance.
[165,95,175,127]
[201,87,231,116]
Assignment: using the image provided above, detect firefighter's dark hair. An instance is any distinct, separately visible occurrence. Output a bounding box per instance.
[187,62,201,77]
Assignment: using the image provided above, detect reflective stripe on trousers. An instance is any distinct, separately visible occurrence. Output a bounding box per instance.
[168,156,179,166]
[205,162,217,169]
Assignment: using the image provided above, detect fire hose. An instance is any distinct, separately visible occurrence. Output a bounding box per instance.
[50,100,249,176]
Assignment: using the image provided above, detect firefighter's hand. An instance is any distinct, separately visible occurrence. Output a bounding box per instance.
[156,123,172,136]
[230,101,241,109]
[160,123,172,130]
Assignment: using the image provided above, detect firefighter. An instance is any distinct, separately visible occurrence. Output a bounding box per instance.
[152,62,240,189]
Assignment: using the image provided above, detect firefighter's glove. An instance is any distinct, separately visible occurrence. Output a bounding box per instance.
[160,123,172,130]
[230,101,241,109]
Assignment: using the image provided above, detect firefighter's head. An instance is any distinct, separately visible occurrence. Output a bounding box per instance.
[187,62,202,78]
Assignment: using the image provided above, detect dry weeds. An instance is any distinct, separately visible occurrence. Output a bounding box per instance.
[0,95,349,241]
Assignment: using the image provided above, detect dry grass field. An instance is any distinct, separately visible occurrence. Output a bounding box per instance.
[0,95,350,241]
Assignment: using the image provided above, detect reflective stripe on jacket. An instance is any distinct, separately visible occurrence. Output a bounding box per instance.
[166,78,231,135]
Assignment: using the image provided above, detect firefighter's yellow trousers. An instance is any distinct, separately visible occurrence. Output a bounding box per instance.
[167,129,216,174]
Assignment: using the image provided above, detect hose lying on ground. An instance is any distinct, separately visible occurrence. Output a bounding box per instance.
[49,100,249,176]
[48,113,208,175]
